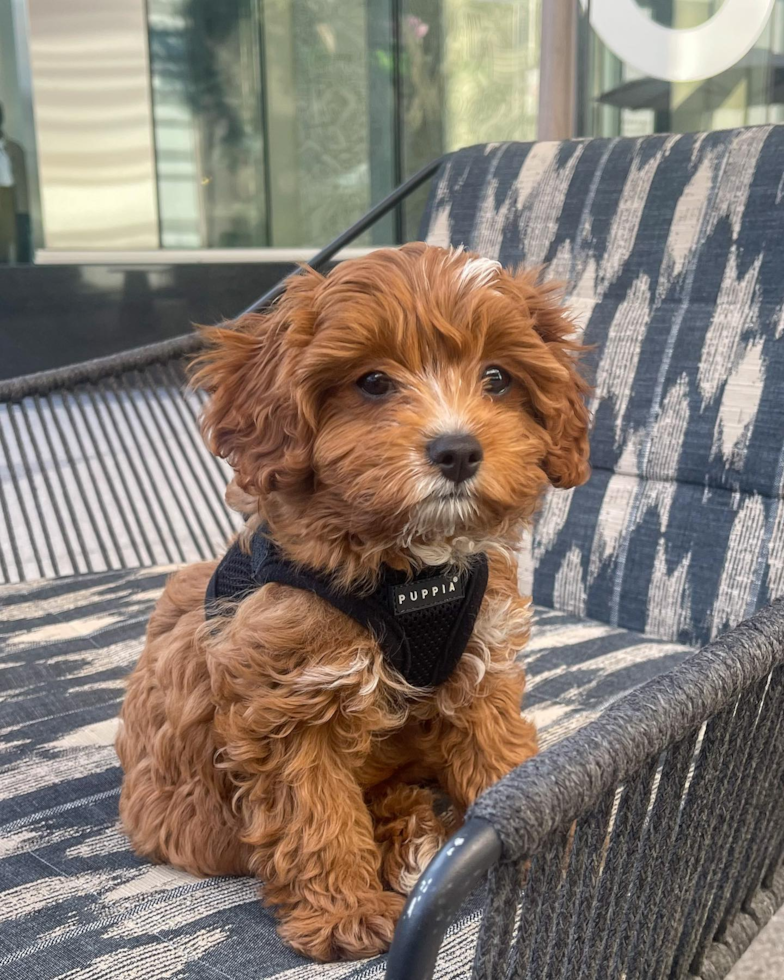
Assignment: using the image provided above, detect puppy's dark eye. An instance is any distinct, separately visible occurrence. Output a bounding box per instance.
[357,371,396,398]
[482,366,512,396]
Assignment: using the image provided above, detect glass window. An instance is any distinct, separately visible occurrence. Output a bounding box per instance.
[148,0,269,249]
[147,0,541,249]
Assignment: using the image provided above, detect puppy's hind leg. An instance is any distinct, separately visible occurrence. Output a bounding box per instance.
[118,754,252,878]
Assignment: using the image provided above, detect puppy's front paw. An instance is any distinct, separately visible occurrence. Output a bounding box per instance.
[371,786,452,895]
[381,815,449,896]
[278,891,405,961]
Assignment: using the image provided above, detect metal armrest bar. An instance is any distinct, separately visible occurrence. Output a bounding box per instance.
[0,157,443,404]
[238,157,443,316]
[385,819,502,980]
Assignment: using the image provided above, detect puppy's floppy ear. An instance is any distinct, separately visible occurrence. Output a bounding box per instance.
[510,269,592,489]
[191,270,322,498]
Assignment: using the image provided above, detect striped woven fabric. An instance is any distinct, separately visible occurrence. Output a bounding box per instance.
[0,364,239,585]
[0,567,693,979]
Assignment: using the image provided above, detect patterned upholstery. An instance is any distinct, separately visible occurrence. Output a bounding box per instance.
[423,126,784,647]
[0,568,693,979]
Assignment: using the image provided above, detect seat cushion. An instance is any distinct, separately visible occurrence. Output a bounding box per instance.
[0,568,694,978]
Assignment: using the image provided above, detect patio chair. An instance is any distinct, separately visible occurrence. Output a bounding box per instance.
[2,126,783,980]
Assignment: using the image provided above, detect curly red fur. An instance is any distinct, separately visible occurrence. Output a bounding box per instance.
[117,243,590,960]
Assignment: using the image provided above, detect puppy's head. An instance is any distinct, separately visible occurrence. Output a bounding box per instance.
[194,244,590,577]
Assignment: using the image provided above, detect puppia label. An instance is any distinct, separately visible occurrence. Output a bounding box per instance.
[391,574,465,615]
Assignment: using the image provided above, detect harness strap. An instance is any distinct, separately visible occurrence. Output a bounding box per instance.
[206,530,488,688]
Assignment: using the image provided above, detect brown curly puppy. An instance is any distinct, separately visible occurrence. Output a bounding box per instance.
[116,243,590,961]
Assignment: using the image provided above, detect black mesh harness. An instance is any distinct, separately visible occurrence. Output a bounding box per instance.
[205,529,488,688]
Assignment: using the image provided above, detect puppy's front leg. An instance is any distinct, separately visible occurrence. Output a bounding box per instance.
[431,665,538,811]
[208,589,407,960]
[236,727,404,961]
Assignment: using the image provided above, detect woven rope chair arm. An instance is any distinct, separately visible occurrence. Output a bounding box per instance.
[0,334,204,403]
[385,597,784,980]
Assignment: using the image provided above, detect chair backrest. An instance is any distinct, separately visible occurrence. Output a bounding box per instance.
[422,127,784,645]
[0,359,239,584]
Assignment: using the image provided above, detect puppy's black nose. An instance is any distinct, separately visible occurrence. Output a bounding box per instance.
[426,433,483,484]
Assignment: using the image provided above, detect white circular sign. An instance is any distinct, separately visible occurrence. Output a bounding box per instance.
[579,0,775,82]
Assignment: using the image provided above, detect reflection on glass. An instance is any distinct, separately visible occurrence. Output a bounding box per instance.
[0,0,40,263]
[579,0,784,138]
[401,0,540,238]
[0,101,29,263]
[148,0,542,249]
[148,0,268,248]
[439,0,540,149]
[263,0,378,246]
